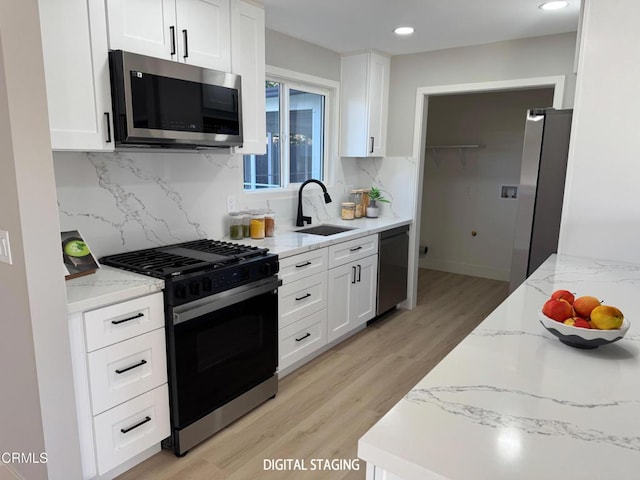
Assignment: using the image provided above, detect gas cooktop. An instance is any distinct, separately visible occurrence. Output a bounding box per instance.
[100,239,270,278]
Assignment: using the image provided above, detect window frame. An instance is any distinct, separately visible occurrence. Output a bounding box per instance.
[242,66,340,195]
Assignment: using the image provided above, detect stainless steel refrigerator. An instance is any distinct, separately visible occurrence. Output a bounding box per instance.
[509,108,573,292]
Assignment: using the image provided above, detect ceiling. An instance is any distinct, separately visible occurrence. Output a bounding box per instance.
[262,0,581,56]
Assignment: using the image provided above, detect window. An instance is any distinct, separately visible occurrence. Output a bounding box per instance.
[243,76,331,190]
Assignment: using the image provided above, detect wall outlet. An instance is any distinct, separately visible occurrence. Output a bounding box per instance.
[226,195,237,213]
[0,229,13,265]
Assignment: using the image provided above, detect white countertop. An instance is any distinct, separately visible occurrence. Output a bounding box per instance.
[66,266,164,314]
[358,254,640,480]
[227,216,412,259]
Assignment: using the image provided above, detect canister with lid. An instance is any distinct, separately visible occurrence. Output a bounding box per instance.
[229,213,244,240]
[242,211,251,238]
[264,210,275,237]
[351,190,364,218]
[341,202,356,220]
[250,212,265,239]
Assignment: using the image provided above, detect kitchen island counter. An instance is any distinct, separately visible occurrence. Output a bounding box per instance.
[358,254,640,480]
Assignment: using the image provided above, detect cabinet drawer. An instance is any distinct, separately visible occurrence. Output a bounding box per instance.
[93,383,170,475]
[279,248,328,285]
[279,309,327,371]
[328,234,378,269]
[87,328,167,415]
[279,272,327,329]
[84,292,164,352]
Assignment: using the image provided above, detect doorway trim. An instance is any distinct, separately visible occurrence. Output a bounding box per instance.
[405,75,566,309]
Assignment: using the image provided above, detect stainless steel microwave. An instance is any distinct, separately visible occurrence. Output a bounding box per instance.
[108,50,243,149]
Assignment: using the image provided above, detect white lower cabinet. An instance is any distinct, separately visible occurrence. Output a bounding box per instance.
[278,234,380,375]
[68,292,170,479]
[279,309,327,371]
[278,250,329,374]
[94,384,170,475]
[327,253,378,342]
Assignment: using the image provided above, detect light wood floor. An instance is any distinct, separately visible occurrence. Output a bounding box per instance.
[117,269,508,480]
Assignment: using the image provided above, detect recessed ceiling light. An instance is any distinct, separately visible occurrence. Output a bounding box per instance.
[394,26,414,36]
[539,1,569,10]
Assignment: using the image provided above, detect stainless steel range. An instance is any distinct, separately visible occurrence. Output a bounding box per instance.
[101,239,280,456]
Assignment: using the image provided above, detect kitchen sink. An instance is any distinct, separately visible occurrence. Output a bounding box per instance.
[295,224,356,236]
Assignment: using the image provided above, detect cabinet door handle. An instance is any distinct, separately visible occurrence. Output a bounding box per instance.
[370,137,375,153]
[357,264,362,282]
[120,416,151,434]
[170,26,176,55]
[111,312,144,325]
[115,359,147,375]
[350,246,362,252]
[104,112,112,143]
[295,332,311,342]
[352,266,356,284]
[295,293,311,301]
[183,29,189,58]
[295,261,312,268]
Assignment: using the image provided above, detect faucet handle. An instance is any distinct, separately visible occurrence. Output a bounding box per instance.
[303,216,312,225]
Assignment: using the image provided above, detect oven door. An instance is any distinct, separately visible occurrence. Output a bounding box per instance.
[169,277,280,429]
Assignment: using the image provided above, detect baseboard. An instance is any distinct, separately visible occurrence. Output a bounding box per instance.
[419,258,509,281]
[0,463,23,480]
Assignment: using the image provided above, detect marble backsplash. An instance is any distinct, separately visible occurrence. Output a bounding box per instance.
[53,150,414,257]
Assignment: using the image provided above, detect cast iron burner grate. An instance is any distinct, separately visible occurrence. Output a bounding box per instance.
[100,239,269,277]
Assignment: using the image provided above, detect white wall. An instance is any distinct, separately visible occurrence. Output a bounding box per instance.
[387,33,577,157]
[558,0,640,263]
[0,1,83,478]
[419,89,554,280]
[265,29,341,82]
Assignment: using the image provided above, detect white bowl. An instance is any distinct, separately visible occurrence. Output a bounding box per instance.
[538,311,630,349]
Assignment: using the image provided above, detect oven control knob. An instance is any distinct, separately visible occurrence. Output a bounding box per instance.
[260,261,278,276]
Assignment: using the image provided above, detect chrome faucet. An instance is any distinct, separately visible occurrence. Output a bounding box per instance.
[296,179,332,227]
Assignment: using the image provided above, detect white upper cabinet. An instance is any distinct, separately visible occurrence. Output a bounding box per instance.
[106,0,231,72]
[39,0,114,152]
[340,51,390,158]
[231,0,266,155]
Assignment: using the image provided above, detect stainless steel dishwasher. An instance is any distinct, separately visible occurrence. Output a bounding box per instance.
[377,225,410,315]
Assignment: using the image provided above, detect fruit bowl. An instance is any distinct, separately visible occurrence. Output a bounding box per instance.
[538,311,630,349]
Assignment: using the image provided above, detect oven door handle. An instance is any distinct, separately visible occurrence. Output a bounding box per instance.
[172,277,282,325]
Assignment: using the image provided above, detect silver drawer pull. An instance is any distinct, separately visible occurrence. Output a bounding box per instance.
[295,261,312,268]
[349,246,362,252]
[295,293,311,301]
[111,312,144,325]
[120,416,151,434]
[295,332,311,342]
[115,359,147,374]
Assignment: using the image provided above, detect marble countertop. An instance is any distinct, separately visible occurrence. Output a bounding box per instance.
[358,254,640,480]
[226,216,412,259]
[66,266,164,314]
[65,217,410,312]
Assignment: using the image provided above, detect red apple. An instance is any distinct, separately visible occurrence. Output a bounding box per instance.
[551,289,575,305]
[573,296,602,318]
[573,318,591,329]
[542,298,574,322]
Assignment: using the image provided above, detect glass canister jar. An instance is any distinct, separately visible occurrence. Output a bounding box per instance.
[264,210,275,237]
[351,190,363,218]
[229,213,244,240]
[242,211,251,238]
[250,212,265,239]
[341,202,356,220]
